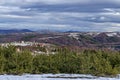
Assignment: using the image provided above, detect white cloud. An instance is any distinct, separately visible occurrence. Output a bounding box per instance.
[92,22,120,32]
[0,6,25,13]
[99,16,106,20]
[0,0,120,6]
[0,0,91,5]
[103,8,120,16]
[0,14,31,18]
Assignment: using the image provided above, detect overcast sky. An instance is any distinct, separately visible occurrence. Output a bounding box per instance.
[0,0,120,32]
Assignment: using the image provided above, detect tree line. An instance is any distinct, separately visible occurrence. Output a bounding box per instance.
[0,45,120,76]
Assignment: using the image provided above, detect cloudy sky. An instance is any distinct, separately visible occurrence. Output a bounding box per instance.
[0,0,120,32]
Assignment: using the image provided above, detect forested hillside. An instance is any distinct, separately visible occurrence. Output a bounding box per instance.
[0,46,120,76]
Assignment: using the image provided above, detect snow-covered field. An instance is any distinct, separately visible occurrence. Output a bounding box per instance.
[0,74,120,80]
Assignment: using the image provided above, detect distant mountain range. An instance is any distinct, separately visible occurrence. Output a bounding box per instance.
[0,29,119,50]
[0,29,33,34]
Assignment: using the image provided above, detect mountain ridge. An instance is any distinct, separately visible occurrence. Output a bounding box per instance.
[0,30,119,50]
[0,29,33,34]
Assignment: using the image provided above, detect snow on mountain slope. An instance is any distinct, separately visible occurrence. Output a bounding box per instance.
[68,33,79,40]
[106,32,120,37]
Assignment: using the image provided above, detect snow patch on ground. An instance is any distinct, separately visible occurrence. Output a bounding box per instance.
[0,74,120,80]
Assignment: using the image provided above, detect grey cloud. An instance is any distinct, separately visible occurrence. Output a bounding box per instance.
[0,0,120,32]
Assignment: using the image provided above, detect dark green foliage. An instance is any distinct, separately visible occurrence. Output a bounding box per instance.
[21,35,36,41]
[0,46,120,76]
[37,46,47,52]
